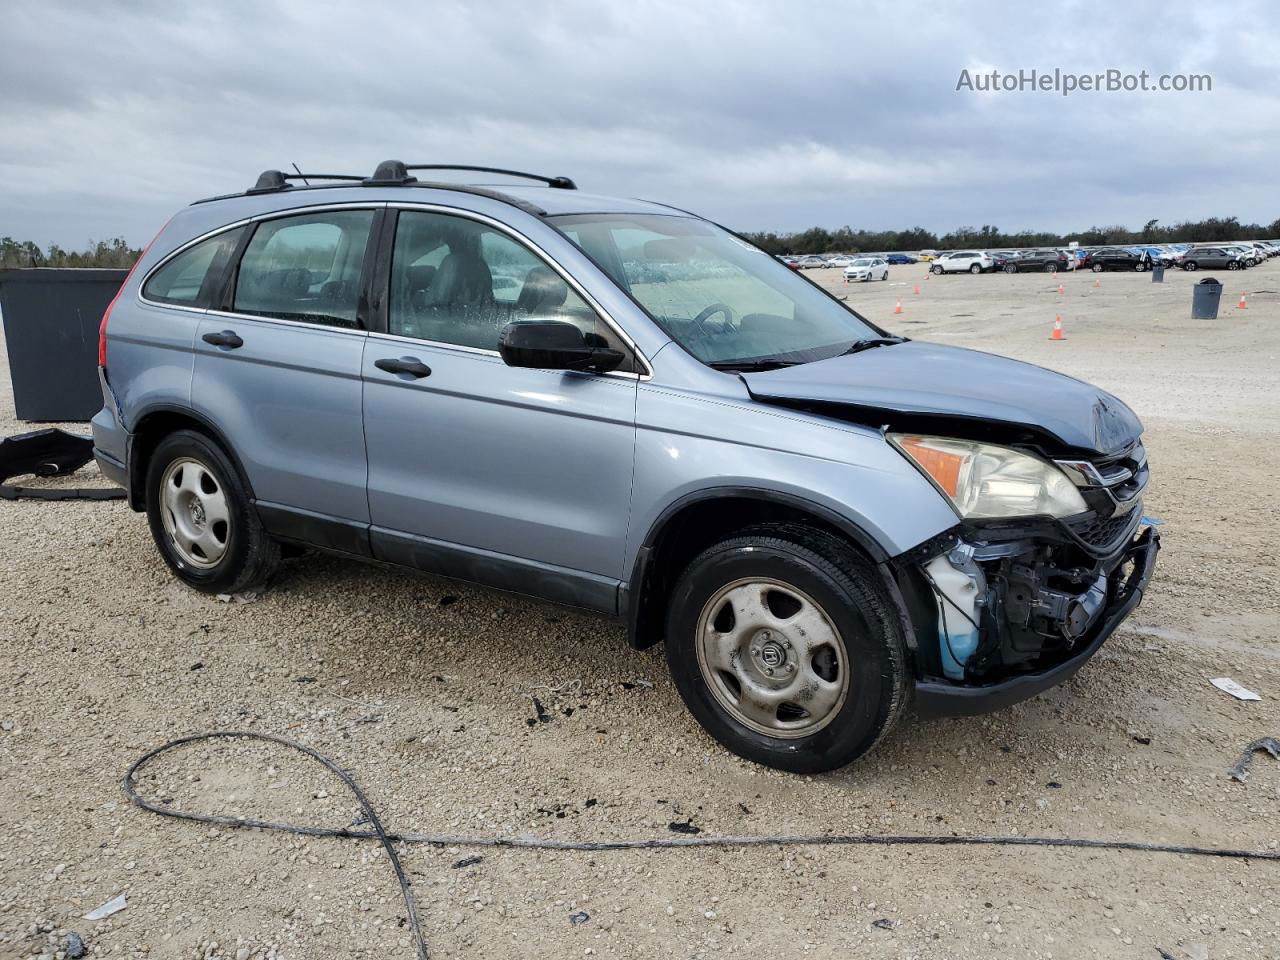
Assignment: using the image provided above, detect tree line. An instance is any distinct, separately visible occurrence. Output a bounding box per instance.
[3,213,1278,267]
[1,237,142,269]
[739,216,1280,255]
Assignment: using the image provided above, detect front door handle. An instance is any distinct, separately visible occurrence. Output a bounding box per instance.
[202,330,243,349]
[374,356,432,379]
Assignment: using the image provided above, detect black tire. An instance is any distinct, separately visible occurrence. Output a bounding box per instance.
[1004,263,1017,274]
[969,263,981,274]
[145,429,280,594]
[1045,263,1057,273]
[663,523,909,773]
[1228,261,1241,270]
[1091,263,1103,273]
[931,264,943,275]
[1185,261,1198,271]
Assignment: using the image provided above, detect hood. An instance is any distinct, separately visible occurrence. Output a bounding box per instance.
[741,341,1143,457]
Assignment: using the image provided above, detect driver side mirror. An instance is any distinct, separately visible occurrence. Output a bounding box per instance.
[498,320,625,373]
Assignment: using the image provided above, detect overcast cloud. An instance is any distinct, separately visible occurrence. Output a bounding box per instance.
[1,0,1277,247]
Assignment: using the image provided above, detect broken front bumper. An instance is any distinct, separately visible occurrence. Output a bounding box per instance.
[911,526,1160,719]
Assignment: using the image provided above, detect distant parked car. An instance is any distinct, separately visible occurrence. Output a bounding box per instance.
[930,251,994,274]
[796,256,827,269]
[886,253,917,264]
[1221,244,1259,266]
[843,257,889,282]
[1178,247,1247,271]
[918,250,939,261]
[1003,249,1071,273]
[1139,247,1177,268]
[826,255,856,268]
[1083,248,1148,272]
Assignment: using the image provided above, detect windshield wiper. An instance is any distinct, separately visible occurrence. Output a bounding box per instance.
[707,358,802,372]
[844,336,909,355]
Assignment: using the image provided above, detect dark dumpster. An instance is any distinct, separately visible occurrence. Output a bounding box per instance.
[0,268,126,421]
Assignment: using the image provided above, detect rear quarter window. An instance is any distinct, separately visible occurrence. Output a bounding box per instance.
[142,228,244,307]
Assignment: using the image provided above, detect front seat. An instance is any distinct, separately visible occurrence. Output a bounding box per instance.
[424,250,494,308]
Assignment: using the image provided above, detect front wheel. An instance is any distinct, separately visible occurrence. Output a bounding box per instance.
[146,429,280,594]
[931,264,943,275]
[1004,264,1017,274]
[664,525,908,773]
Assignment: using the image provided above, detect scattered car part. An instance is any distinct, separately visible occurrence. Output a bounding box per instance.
[1228,736,1280,782]
[0,429,125,501]
[82,893,126,921]
[1210,677,1261,701]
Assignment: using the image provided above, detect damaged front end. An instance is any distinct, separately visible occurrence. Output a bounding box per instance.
[895,442,1160,717]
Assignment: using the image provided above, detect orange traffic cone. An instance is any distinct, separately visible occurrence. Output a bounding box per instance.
[1237,293,1248,309]
[913,284,921,295]
[893,299,904,315]
[1057,283,1065,295]
[1049,315,1066,341]
[1093,276,1100,288]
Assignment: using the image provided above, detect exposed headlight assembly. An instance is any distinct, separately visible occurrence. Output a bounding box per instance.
[889,434,1088,519]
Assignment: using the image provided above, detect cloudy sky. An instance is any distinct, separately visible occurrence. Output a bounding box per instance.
[2,0,1277,248]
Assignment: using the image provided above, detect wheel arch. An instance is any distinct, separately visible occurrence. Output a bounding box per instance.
[622,487,901,651]
[126,404,254,511]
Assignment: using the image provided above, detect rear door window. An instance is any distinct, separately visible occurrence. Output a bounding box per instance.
[233,210,375,328]
[143,228,244,307]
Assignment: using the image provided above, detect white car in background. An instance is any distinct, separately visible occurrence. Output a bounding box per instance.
[843,257,889,282]
[930,250,994,274]
[826,255,856,268]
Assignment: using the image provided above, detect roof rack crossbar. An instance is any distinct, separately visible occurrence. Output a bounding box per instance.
[249,170,365,194]
[400,164,576,190]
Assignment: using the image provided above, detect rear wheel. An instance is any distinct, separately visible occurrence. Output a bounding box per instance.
[1004,263,1017,274]
[931,264,943,275]
[664,524,908,773]
[146,430,280,594]
[1091,263,1103,273]
[1228,261,1242,270]
[1045,263,1057,273]
[1185,261,1198,271]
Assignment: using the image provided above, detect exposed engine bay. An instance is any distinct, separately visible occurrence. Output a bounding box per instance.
[894,441,1154,687]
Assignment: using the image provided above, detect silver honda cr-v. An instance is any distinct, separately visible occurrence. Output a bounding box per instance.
[91,161,1159,772]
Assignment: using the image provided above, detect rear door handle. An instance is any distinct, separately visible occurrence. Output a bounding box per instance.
[374,356,432,379]
[202,330,243,349]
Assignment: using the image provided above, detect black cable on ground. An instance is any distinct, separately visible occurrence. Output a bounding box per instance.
[123,731,1280,960]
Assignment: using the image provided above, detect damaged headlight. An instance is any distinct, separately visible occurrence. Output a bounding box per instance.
[889,434,1088,519]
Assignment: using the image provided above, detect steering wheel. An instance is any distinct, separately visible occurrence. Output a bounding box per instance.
[691,302,737,337]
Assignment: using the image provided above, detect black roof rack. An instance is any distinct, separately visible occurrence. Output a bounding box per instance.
[194,162,572,218]
[247,170,365,194]
[365,161,576,190]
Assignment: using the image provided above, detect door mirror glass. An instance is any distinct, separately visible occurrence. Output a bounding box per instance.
[498,320,625,372]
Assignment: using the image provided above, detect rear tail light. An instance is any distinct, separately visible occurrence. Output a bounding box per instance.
[99,221,168,369]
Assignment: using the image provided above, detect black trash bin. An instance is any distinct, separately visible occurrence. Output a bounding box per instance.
[1152,263,1166,283]
[0,268,126,421]
[1191,276,1223,320]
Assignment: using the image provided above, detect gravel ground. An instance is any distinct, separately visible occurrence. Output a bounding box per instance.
[1,260,1277,960]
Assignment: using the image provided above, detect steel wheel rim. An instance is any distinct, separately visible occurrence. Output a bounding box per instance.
[695,577,851,739]
[159,457,230,569]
